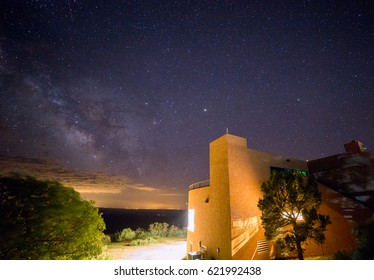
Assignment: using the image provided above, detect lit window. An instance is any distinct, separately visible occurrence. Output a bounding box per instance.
[188,209,195,232]
[270,166,308,176]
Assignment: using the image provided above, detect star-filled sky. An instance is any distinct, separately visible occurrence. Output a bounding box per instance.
[1,0,373,209]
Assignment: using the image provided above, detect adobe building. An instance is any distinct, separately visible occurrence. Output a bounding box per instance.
[187,134,373,260]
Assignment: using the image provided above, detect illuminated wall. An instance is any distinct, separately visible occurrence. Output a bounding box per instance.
[187,134,373,260]
[302,182,373,257]
[187,136,232,259]
[187,134,307,259]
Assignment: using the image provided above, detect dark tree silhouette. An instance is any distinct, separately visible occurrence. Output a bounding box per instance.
[352,214,374,259]
[258,171,331,260]
[0,174,105,259]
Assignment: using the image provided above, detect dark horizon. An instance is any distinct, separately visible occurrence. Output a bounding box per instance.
[98,207,188,234]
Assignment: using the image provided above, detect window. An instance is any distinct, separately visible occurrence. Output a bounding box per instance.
[188,209,195,232]
[270,166,308,177]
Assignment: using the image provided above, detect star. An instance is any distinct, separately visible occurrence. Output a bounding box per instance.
[0,0,372,209]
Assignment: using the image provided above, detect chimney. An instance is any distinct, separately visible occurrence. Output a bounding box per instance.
[344,140,367,153]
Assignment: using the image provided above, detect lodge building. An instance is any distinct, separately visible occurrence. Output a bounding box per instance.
[187,134,373,260]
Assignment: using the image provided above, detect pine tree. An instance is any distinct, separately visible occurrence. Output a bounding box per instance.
[258,171,331,260]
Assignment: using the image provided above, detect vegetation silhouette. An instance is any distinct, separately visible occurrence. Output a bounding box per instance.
[110,222,186,246]
[334,214,374,260]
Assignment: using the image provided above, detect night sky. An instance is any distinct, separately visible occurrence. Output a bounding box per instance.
[1,1,373,209]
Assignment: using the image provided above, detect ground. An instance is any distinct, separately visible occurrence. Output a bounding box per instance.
[103,239,187,260]
[102,239,333,260]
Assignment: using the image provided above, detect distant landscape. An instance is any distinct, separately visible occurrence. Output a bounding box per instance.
[0,155,188,236]
[100,208,188,234]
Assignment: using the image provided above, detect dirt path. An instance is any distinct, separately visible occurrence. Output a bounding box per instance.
[106,240,187,260]
[121,241,187,260]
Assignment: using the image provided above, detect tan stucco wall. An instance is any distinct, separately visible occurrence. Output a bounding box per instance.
[187,135,232,259]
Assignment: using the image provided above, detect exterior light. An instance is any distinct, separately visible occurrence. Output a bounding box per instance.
[188,209,195,232]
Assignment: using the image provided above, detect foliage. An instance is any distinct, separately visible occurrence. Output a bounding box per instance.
[168,225,187,237]
[352,214,374,259]
[129,237,156,246]
[128,239,144,246]
[110,223,186,247]
[168,224,181,237]
[135,228,151,240]
[333,250,352,260]
[0,174,106,259]
[177,227,187,238]
[149,222,169,237]
[102,235,112,245]
[334,215,374,260]
[258,171,331,260]
[148,222,186,238]
[111,231,123,242]
[121,228,136,240]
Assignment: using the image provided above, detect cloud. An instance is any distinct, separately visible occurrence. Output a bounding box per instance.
[127,184,159,192]
[0,155,127,194]
[159,193,186,196]
[0,155,188,209]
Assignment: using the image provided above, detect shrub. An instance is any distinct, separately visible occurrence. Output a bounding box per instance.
[177,227,187,238]
[103,235,111,245]
[121,228,136,240]
[129,239,142,246]
[135,228,150,240]
[352,215,374,259]
[168,225,180,237]
[166,225,187,238]
[333,215,374,260]
[149,222,169,237]
[111,231,122,242]
[334,250,352,260]
[179,227,187,237]
[128,237,156,246]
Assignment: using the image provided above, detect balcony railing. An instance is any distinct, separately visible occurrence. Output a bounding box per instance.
[188,180,210,190]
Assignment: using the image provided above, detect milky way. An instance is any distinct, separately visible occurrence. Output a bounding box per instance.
[1,1,373,208]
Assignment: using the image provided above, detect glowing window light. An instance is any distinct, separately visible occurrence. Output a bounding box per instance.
[270,166,308,177]
[188,209,195,232]
[282,211,303,221]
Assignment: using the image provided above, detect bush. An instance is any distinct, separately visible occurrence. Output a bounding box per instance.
[168,224,188,237]
[334,250,352,260]
[135,228,151,240]
[167,225,179,237]
[111,231,122,242]
[149,222,169,237]
[333,215,374,260]
[129,239,142,246]
[129,237,156,246]
[109,222,187,247]
[121,228,136,240]
[178,227,187,238]
[103,235,111,245]
[166,225,187,238]
[148,222,187,238]
[352,215,374,259]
